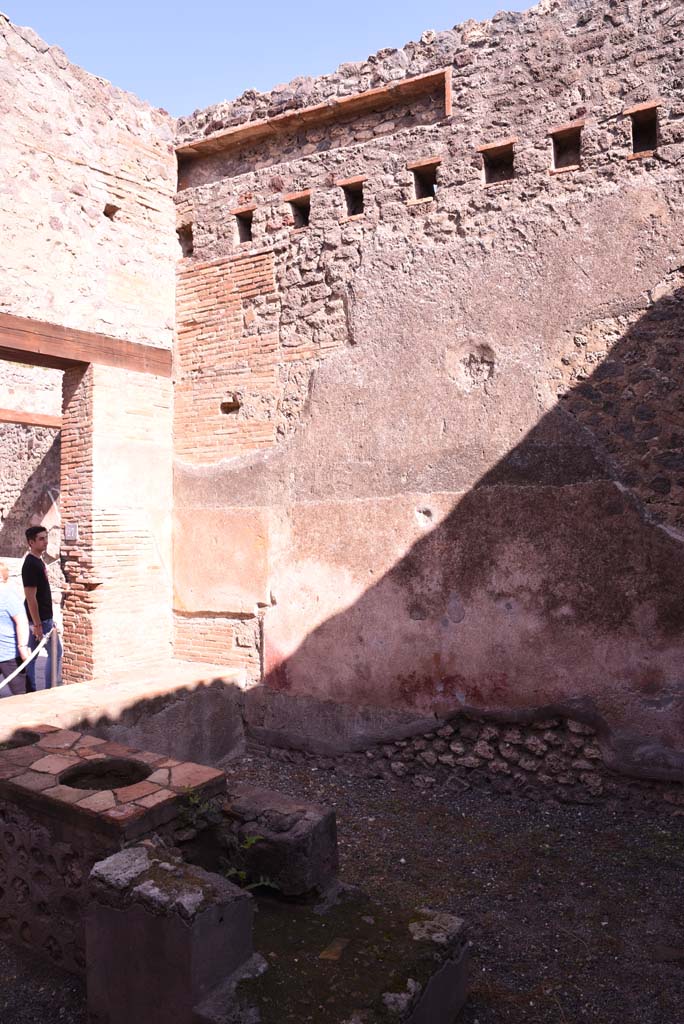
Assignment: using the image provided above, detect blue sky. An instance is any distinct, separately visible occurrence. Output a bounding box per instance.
[3,1,530,117]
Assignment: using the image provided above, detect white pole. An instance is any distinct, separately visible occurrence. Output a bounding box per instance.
[50,627,58,688]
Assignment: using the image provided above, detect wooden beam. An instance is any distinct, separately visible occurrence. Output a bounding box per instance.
[407,156,442,170]
[0,407,62,429]
[623,99,662,116]
[0,313,172,377]
[176,69,452,163]
[547,118,587,137]
[335,174,367,187]
[476,136,519,153]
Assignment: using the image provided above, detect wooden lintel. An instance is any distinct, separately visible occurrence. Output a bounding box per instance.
[623,99,662,116]
[176,69,452,162]
[335,174,367,187]
[0,313,172,377]
[548,118,586,137]
[283,190,312,203]
[0,407,62,429]
[407,156,442,170]
[477,136,519,154]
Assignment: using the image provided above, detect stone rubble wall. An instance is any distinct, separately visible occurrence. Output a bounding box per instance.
[0,363,62,419]
[0,14,177,345]
[0,362,62,559]
[175,0,581,140]
[267,713,684,810]
[172,0,684,769]
[0,425,60,558]
[176,0,682,145]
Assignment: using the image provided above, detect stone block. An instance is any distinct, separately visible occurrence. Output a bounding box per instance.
[87,843,254,1024]
[220,783,339,896]
[386,909,469,1023]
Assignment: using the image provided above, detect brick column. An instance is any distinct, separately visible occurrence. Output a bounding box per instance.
[61,365,95,681]
[61,363,172,684]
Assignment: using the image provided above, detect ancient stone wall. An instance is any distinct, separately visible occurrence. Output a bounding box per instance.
[0,14,178,683]
[0,362,61,560]
[0,424,60,556]
[0,14,177,344]
[173,0,684,767]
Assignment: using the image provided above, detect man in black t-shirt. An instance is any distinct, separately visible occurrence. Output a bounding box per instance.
[22,526,62,691]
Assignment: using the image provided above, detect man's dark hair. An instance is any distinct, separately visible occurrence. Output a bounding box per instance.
[25,525,47,543]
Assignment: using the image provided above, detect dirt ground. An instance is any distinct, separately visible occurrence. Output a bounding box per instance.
[1,747,683,1024]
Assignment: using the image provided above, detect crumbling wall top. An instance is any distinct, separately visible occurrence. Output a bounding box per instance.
[0,12,178,346]
[176,0,675,143]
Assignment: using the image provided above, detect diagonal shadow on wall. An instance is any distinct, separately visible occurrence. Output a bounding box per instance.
[0,430,60,557]
[260,279,684,767]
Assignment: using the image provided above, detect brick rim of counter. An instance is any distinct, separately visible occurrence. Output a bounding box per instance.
[0,726,225,841]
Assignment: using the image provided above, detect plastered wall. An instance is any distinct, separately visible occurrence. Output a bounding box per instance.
[173,0,684,765]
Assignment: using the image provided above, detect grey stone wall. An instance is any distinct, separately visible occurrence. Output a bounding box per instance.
[0,423,60,557]
[0,361,62,559]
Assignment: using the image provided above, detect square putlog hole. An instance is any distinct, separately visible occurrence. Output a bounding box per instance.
[343,181,364,216]
[220,396,241,414]
[177,224,194,257]
[289,194,310,228]
[631,107,658,155]
[552,126,582,170]
[235,210,253,243]
[412,163,439,200]
[482,143,515,184]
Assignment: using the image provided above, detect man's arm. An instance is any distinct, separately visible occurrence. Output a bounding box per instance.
[11,612,30,663]
[23,586,43,639]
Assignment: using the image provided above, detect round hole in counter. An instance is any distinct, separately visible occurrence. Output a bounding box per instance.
[59,757,152,791]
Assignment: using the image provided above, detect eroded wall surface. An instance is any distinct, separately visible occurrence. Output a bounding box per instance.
[0,15,177,344]
[174,0,684,760]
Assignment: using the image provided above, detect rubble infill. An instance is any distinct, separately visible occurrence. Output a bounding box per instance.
[265,711,684,811]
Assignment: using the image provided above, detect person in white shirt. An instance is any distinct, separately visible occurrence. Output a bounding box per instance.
[0,561,30,697]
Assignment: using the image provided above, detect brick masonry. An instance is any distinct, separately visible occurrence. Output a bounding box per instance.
[60,365,95,680]
[173,613,260,675]
[175,252,278,463]
[174,253,283,667]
